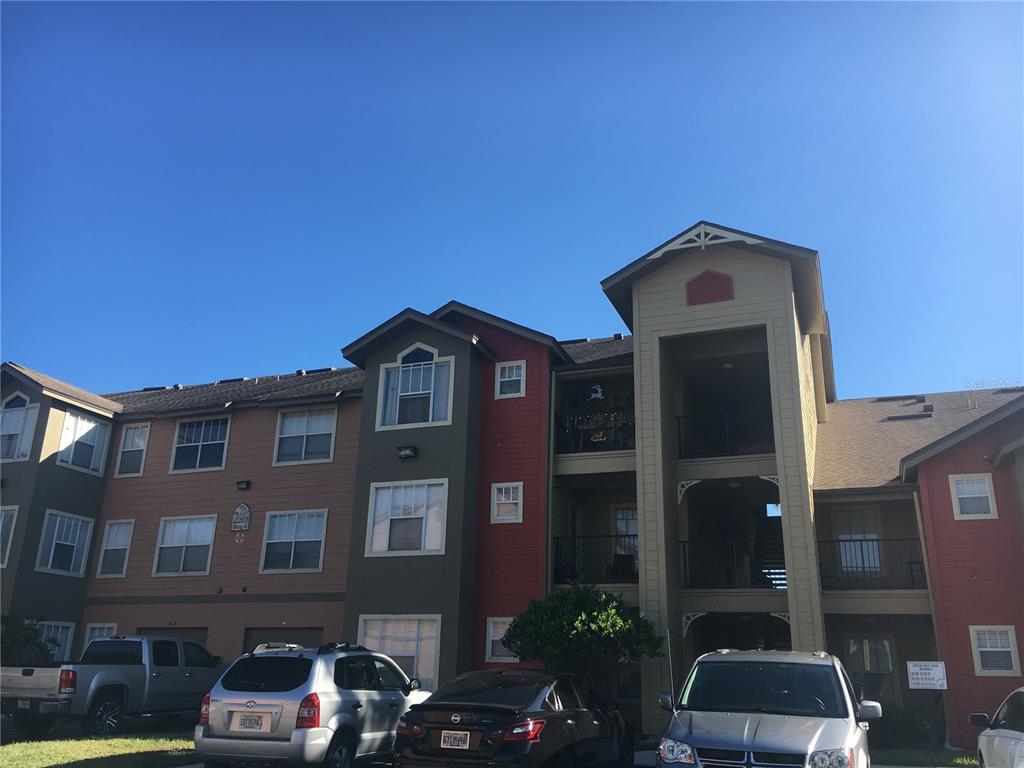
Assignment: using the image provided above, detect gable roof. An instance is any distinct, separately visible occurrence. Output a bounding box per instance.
[3,361,123,416]
[431,301,573,364]
[601,221,827,335]
[814,388,1024,492]
[341,307,494,369]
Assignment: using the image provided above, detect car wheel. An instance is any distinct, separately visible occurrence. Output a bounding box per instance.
[323,735,356,768]
[84,693,125,736]
[12,714,56,740]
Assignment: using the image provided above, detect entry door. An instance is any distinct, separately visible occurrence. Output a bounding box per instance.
[148,640,185,711]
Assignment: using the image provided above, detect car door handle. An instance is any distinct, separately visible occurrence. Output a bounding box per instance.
[566,719,576,727]
[184,672,193,678]
[151,672,162,678]
[593,720,600,726]
[352,702,363,710]
[389,700,398,708]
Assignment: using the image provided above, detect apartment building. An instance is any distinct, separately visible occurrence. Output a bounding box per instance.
[2,221,1020,747]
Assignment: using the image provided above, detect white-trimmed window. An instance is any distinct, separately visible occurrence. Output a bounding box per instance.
[950,474,999,519]
[491,482,523,524]
[153,515,216,576]
[358,615,440,689]
[97,520,134,578]
[171,417,229,473]
[274,408,336,465]
[36,621,75,662]
[970,626,1021,676]
[261,510,327,572]
[495,361,526,399]
[115,423,150,477]
[57,409,110,475]
[486,617,517,662]
[378,345,454,429]
[84,623,117,646]
[367,480,447,556]
[35,510,93,576]
[1,392,39,462]
[1,506,17,567]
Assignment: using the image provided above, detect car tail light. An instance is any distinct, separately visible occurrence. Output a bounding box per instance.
[296,692,320,729]
[199,691,210,725]
[501,719,545,743]
[396,716,424,738]
[59,669,76,694]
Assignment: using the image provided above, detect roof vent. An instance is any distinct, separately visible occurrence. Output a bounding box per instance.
[874,394,925,403]
[922,404,934,413]
[142,385,170,392]
[216,377,247,384]
[613,333,623,341]
[173,384,183,391]
[305,367,335,374]
[295,369,306,376]
[886,411,933,421]
[995,386,1024,394]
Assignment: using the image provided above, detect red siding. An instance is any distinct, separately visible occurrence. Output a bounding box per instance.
[916,413,1024,747]
[449,317,551,668]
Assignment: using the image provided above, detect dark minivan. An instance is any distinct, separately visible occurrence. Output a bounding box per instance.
[392,669,632,767]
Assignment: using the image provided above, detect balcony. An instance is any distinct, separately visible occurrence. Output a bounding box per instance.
[555,372,635,455]
[817,538,926,590]
[681,538,787,589]
[553,535,639,585]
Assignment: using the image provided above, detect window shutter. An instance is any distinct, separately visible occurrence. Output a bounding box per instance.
[17,407,38,459]
[57,413,78,464]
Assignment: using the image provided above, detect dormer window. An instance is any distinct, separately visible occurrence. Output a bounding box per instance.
[1,392,39,462]
[378,345,454,429]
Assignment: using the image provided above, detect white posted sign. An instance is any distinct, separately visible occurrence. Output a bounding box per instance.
[908,661,947,689]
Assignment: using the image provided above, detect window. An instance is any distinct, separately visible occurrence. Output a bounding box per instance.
[171,417,229,473]
[374,658,407,691]
[152,640,179,667]
[845,638,894,673]
[994,692,1024,732]
[57,410,110,475]
[491,482,523,524]
[84,624,117,646]
[838,533,881,574]
[358,615,440,690]
[612,507,639,579]
[154,515,216,576]
[261,510,327,572]
[950,474,999,519]
[97,520,134,577]
[495,361,526,399]
[378,345,453,429]
[367,480,447,556]
[36,510,93,576]
[486,618,517,662]
[183,642,214,667]
[1,392,39,461]
[335,655,378,690]
[274,408,336,464]
[115,423,150,477]
[970,626,1021,676]
[36,622,74,662]
[1,506,17,568]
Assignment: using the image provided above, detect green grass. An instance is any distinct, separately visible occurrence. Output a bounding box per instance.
[0,735,195,768]
[871,749,979,768]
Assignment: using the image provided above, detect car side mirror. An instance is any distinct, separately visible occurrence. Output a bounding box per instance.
[857,700,883,721]
[404,678,422,695]
[969,713,991,728]
[658,692,675,712]
[211,656,222,667]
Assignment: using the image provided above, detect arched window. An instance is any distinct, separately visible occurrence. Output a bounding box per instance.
[1,392,39,462]
[378,344,454,428]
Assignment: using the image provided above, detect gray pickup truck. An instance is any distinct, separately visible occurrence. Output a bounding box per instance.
[1,635,224,737]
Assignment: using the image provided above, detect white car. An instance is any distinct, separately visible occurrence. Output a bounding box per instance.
[972,688,1024,768]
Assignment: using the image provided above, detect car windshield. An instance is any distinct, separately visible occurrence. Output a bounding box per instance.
[221,655,313,692]
[430,673,542,707]
[679,660,848,718]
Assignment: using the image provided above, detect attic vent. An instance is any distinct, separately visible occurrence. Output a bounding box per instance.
[295,369,306,376]
[173,384,183,390]
[887,411,933,421]
[874,394,925,402]
[613,333,623,341]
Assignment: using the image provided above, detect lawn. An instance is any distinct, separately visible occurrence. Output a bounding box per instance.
[871,749,979,768]
[0,735,195,768]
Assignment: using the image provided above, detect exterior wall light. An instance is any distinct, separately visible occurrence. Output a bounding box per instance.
[236,480,251,491]
[397,446,417,459]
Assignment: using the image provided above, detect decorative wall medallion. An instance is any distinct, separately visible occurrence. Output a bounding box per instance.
[231,502,251,532]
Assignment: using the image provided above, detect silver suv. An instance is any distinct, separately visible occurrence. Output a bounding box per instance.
[194,641,431,768]
[657,650,882,767]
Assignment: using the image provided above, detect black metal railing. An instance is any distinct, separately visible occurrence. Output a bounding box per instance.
[553,535,639,584]
[817,538,926,590]
[681,539,787,589]
[676,415,775,459]
[555,410,636,454]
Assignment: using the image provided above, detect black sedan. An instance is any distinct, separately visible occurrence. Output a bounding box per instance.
[392,669,633,767]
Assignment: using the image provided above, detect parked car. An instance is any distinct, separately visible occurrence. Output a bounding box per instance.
[971,687,1024,767]
[392,668,633,767]
[656,649,881,766]
[0,634,224,738]
[194,641,431,768]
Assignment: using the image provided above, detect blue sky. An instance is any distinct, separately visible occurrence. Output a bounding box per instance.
[2,1,1021,399]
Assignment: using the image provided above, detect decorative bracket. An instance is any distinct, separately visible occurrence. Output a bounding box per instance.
[673,223,764,252]
[682,612,708,638]
[770,612,791,625]
[677,479,702,503]
[758,475,779,487]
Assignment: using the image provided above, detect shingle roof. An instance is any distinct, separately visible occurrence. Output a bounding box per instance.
[3,362,124,414]
[105,367,365,416]
[560,335,634,366]
[814,388,1024,491]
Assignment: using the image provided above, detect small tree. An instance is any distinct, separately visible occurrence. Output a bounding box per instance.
[1,616,52,666]
[502,585,662,678]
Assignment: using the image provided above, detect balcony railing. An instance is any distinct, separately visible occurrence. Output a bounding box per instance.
[555,410,636,454]
[681,538,787,589]
[553,535,639,584]
[676,415,774,459]
[817,538,926,590]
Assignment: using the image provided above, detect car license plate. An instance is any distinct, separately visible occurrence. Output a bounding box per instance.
[441,730,470,749]
[237,714,264,730]
[16,700,30,710]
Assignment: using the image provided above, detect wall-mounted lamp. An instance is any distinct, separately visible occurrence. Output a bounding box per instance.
[236,480,251,491]
[397,446,418,459]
